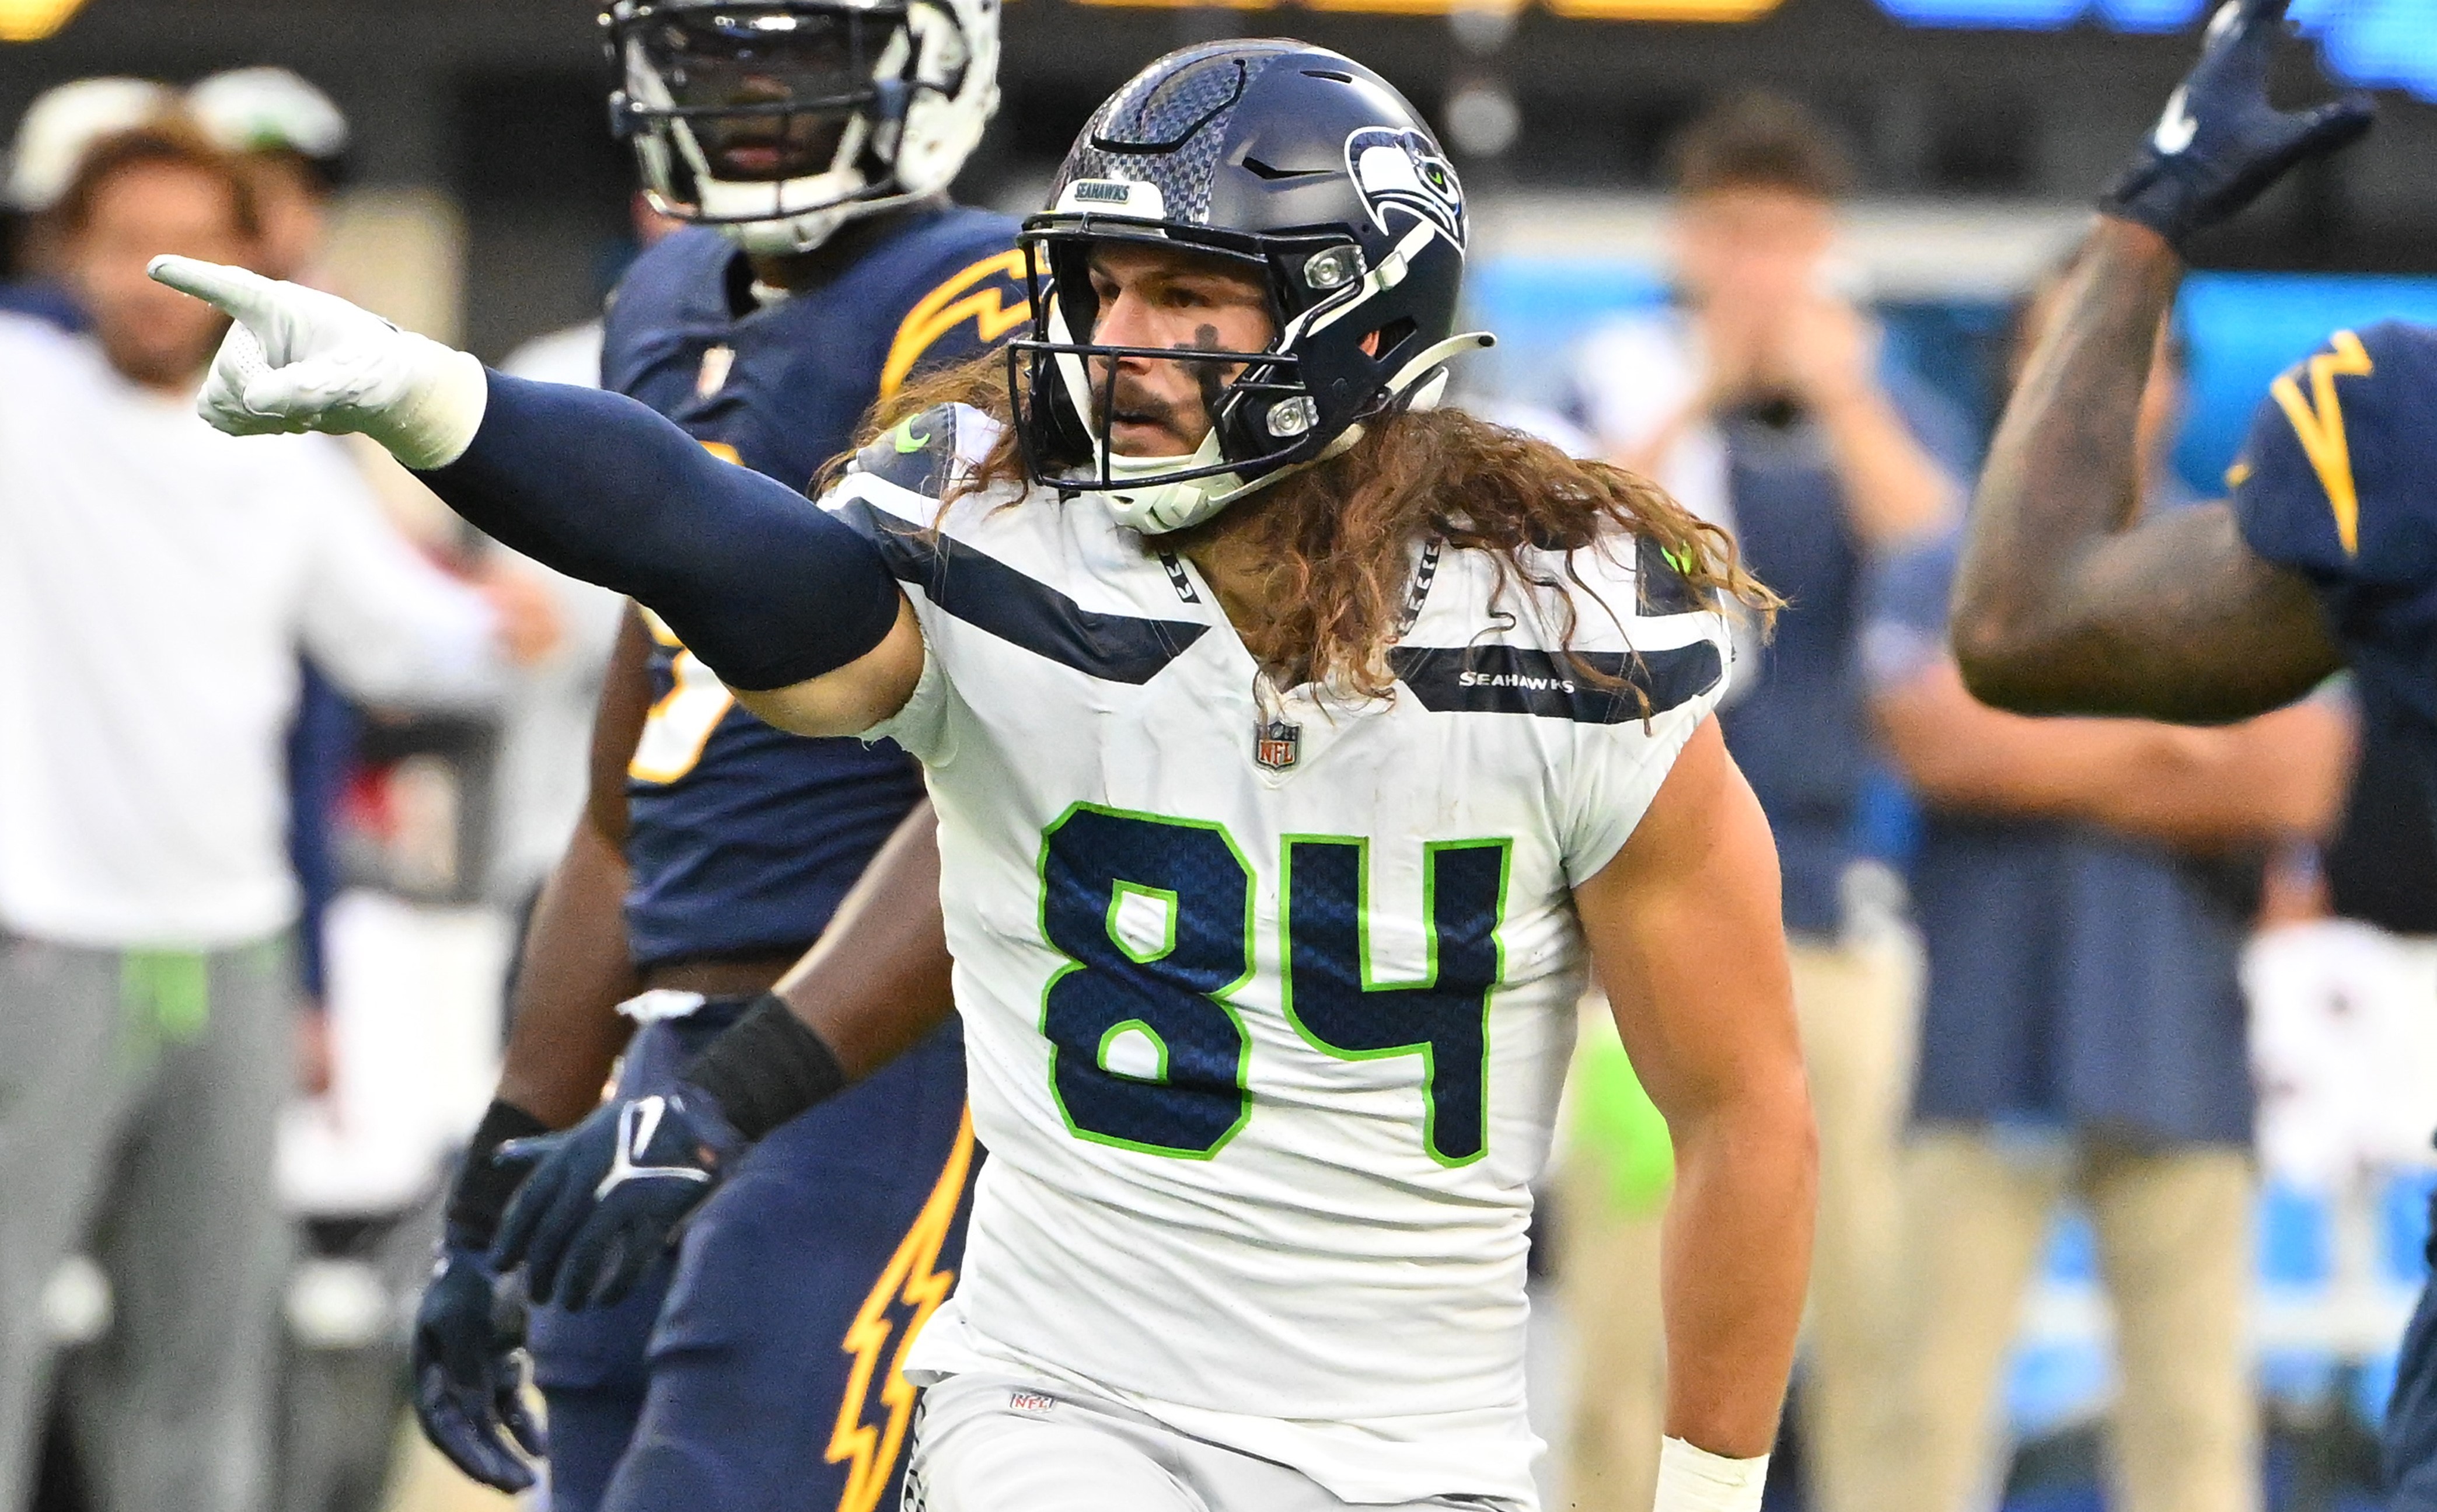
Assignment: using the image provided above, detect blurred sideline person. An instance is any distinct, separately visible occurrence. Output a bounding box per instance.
[407,2,1019,1507]
[162,36,1819,1512]
[191,68,364,1051]
[1867,280,2352,1512]
[2,78,173,326]
[188,67,350,287]
[0,127,541,1512]
[1566,92,1965,1512]
[190,68,564,1075]
[1934,0,2437,1500]
[193,65,584,903]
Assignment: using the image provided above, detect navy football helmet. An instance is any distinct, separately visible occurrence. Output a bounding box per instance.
[604,0,998,255]
[1011,40,1492,534]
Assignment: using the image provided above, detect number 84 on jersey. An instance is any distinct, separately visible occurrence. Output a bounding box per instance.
[1036,802,1514,1168]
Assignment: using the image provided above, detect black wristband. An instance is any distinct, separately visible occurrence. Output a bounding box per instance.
[445,1098,550,1249]
[681,992,850,1141]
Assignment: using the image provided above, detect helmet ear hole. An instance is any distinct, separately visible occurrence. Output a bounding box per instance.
[1370,316,1417,364]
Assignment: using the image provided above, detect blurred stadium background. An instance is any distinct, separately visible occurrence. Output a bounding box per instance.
[7,3,2437,1512]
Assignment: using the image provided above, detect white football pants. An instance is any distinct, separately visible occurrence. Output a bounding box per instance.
[903,1373,1526,1512]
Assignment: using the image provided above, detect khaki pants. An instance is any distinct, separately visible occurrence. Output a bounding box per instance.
[1556,937,1914,1512]
[1883,1129,2258,1512]
[1556,1154,1667,1512]
[1787,937,1916,1512]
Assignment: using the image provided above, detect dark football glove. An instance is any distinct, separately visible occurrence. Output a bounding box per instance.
[491,1089,745,1310]
[2099,0,2374,251]
[411,1242,547,1492]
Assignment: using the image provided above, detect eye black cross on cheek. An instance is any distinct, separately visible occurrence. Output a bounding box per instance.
[1185,323,1228,420]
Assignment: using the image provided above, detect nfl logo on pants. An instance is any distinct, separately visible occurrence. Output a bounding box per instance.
[1255,718,1301,773]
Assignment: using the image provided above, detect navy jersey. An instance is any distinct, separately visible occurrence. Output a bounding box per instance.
[602,208,1026,966]
[2230,320,2437,822]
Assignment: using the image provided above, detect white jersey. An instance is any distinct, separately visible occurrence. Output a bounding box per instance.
[830,406,1731,1505]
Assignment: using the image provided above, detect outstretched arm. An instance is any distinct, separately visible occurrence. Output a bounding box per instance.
[418,375,923,727]
[1951,222,2341,721]
[1951,0,2369,721]
[149,257,923,736]
[1575,717,1812,1477]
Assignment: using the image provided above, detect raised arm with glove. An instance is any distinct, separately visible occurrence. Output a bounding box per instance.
[146,255,905,703]
[1953,0,2375,721]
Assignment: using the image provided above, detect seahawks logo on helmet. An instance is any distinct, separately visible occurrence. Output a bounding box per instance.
[1344,127,1465,248]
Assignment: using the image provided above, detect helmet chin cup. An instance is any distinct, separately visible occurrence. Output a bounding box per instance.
[722,204,851,254]
[1099,438,1240,536]
[1097,421,1373,537]
[697,167,867,252]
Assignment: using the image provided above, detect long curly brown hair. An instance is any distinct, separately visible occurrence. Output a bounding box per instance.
[831,351,1777,703]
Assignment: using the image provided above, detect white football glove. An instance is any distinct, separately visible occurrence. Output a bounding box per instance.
[148,255,490,471]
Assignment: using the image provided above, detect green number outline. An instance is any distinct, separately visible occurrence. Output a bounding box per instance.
[1276,833,1512,1169]
[1105,881,1180,965]
[1035,802,1256,1160]
[1095,1018,1171,1082]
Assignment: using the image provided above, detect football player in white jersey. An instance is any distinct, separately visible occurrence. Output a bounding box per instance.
[155,40,1815,1512]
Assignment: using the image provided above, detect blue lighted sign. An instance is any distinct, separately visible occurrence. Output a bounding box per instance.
[1874,0,2437,102]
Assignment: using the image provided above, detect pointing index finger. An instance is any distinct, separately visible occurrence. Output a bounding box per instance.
[147,256,280,326]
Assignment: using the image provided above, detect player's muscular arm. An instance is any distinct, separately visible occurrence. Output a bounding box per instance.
[1574,717,1813,1463]
[1876,658,2354,849]
[418,375,929,737]
[729,595,927,739]
[1954,221,2342,721]
[493,606,653,1128]
[676,800,955,1140]
[763,800,955,1079]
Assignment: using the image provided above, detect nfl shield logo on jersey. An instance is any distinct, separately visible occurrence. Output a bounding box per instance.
[1254,717,1301,772]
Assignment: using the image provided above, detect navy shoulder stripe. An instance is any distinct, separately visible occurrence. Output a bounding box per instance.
[832,497,1209,684]
[1389,642,1721,723]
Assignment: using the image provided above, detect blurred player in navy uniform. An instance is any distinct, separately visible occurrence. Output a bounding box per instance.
[406,2,1018,1508]
[1945,2,2437,1505]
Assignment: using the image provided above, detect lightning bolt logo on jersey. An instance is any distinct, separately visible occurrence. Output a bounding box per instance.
[828,404,1732,1508]
[2229,320,2437,792]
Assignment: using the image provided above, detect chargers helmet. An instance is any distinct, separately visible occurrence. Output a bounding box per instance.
[603,0,998,256]
[1011,40,1491,535]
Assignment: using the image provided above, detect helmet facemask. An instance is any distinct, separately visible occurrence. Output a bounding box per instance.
[1011,211,1478,536]
[607,0,995,255]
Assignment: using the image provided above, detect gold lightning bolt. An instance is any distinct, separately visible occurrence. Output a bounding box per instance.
[826,1107,977,1512]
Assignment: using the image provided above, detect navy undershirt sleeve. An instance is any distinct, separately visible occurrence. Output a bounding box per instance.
[418,371,900,692]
